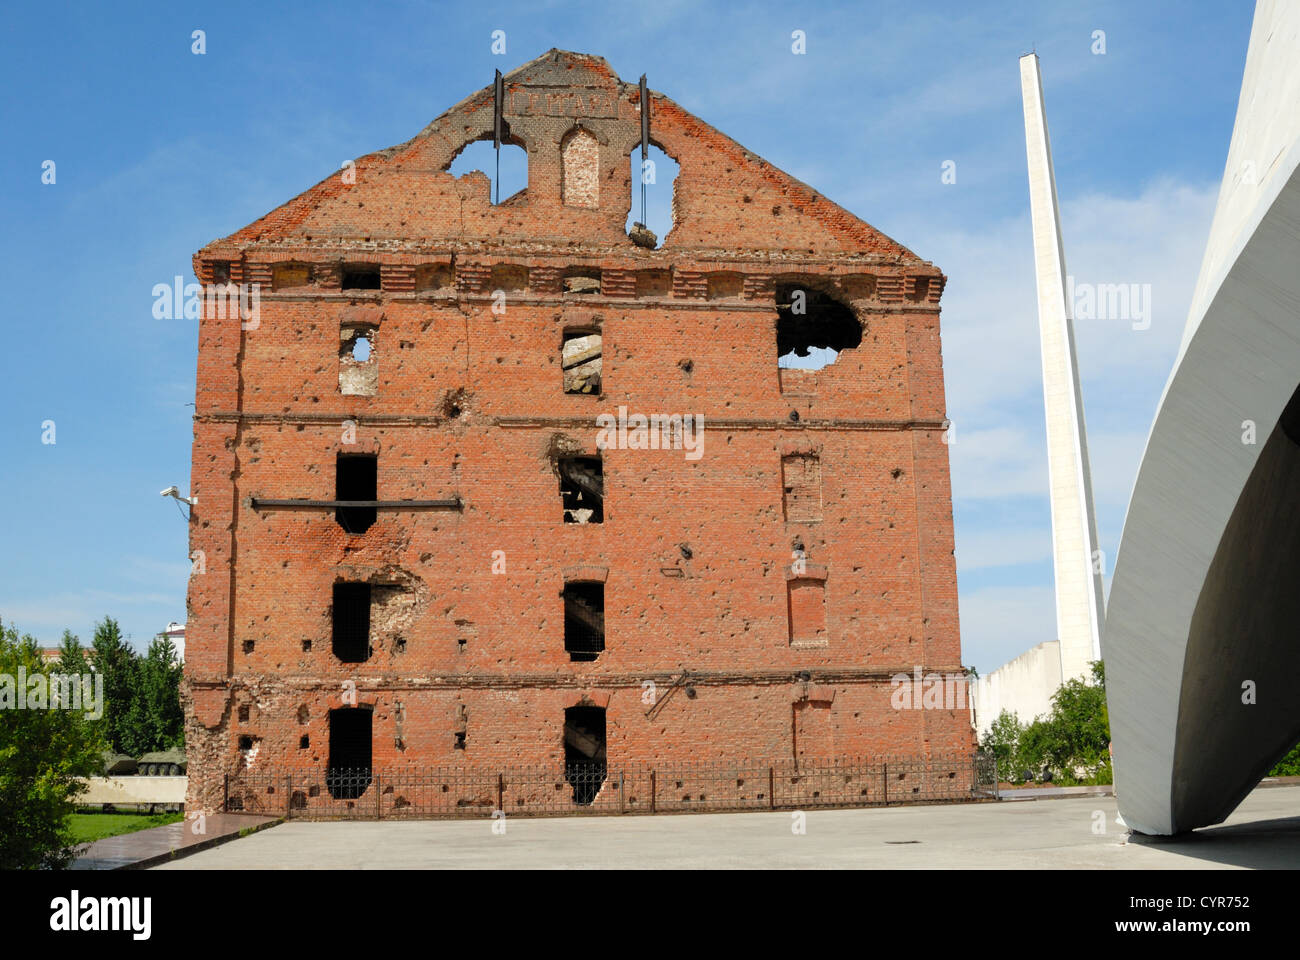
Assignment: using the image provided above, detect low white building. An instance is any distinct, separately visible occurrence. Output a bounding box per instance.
[971,641,1061,738]
[155,621,185,661]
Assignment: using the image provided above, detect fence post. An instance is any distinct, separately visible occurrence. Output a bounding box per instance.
[497,772,504,813]
[376,773,382,820]
[883,762,888,806]
[993,755,1000,800]
[618,771,625,814]
[285,775,292,817]
[650,769,656,813]
[768,766,775,810]
[223,772,228,812]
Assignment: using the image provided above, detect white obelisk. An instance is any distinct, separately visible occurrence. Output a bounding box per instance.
[1019,53,1105,682]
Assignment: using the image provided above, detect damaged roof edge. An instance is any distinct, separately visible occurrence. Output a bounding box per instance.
[193,48,930,266]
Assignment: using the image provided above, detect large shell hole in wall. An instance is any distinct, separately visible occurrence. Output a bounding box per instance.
[340,325,378,396]
[776,283,862,371]
[448,138,528,205]
[626,144,679,249]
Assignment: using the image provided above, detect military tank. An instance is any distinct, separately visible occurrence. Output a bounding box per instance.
[135,749,187,776]
[101,751,137,775]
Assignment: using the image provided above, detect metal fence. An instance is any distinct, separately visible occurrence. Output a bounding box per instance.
[973,752,1000,799]
[223,754,996,820]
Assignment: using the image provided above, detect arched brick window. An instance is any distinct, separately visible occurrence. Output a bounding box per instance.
[561,127,599,208]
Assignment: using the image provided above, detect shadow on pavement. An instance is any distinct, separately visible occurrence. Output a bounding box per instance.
[1128,815,1300,868]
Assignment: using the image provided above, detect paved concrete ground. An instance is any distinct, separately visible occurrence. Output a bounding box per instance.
[156,786,1300,870]
[73,814,280,870]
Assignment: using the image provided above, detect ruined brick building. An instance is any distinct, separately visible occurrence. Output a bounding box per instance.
[184,50,972,815]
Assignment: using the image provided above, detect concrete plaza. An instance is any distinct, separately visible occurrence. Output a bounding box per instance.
[155,784,1300,870]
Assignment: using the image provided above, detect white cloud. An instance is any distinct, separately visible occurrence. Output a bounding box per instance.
[949,424,1048,500]
[936,179,1216,501]
[1067,180,1220,377]
[926,178,1218,424]
[955,523,1052,571]
[0,589,177,646]
[949,423,1150,564]
[1082,427,1152,515]
[958,584,1058,675]
[118,553,193,587]
[935,178,1217,673]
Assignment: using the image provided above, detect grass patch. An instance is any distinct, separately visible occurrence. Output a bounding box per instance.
[68,811,184,844]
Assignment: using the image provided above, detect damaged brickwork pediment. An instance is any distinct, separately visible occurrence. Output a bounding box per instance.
[194,49,931,265]
[499,49,622,91]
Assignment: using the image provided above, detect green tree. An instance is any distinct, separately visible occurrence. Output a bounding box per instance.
[1268,740,1300,777]
[126,636,184,752]
[988,660,1300,783]
[980,710,1021,780]
[1005,661,1111,785]
[56,629,89,676]
[1016,716,1055,780]
[979,662,1112,785]
[91,617,139,754]
[88,618,185,756]
[0,618,106,868]
[1041,660,1110,782]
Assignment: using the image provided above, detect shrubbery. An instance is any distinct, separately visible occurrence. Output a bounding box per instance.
[81,617,183,756]
[0,615,184,868]
[980,661,1112,786]
[0,619,106,869]
[981,659,1300,785]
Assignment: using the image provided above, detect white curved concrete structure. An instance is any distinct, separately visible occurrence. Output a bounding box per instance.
[1107,0,1300,835]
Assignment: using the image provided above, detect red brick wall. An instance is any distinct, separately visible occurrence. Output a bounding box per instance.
[183,50,970,814]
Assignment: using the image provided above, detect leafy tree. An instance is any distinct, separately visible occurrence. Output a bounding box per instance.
[1036,661,1111,783]
[91,617,140,754]
[87,617,185,756]
[1016,716,1056,780]
[1268,740,1300,776]
[979,661,1112,785]
[981,709,1021,778]
[125,636,184,752]
[56,629,89,676]
[984,661,1300,784]
[0,619,106,869]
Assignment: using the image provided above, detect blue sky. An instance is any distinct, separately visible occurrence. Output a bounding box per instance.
[0,1,1255,670]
